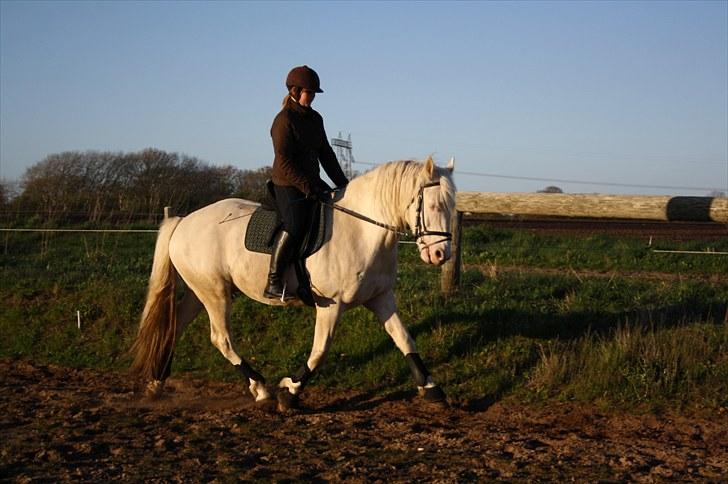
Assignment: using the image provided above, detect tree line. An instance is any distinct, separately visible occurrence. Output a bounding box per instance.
[1,148,272,226]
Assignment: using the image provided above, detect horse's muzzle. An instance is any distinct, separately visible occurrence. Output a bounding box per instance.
[420,243,451,266]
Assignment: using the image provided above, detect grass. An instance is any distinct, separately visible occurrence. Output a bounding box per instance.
[530,322,728,411]
[1,224,727,413]
[463,224,728,275]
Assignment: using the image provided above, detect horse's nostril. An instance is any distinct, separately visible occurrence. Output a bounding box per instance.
[435,249,443,260]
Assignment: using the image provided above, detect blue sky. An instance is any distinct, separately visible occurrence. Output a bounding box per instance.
[1,0,726,195]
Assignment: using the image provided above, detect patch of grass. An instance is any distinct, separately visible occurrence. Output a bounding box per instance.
[1,227,727,413]
[529,322,728,411]
[463,224,728,275]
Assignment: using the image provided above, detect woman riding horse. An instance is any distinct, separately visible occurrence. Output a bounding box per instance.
[265,65,349,300]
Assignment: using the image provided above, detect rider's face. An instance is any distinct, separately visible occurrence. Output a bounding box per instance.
[299,89,315,107]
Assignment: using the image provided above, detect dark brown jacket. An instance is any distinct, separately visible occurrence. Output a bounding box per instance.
[270,98,348,195]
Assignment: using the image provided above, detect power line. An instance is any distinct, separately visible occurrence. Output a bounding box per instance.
[352,160,723,192]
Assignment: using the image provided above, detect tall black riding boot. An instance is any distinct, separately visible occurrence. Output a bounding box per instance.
[264,230,297,300]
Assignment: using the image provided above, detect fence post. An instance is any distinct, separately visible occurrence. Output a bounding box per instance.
[441,210,463,295]
[164,206,172,219]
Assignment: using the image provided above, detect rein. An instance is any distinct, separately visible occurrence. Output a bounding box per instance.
[323,200,412,238]
[322,181,453,244]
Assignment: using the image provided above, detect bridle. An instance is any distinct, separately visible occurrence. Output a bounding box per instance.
[411,181,453,249]
[323,180,453,246]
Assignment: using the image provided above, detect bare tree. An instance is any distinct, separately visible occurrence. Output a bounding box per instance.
[0,181,6,210]
[13,148,273,225]
[20,152,85,221]
[232,166,272,203]
[538,186,563,193]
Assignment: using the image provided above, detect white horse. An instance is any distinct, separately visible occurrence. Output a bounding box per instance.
[130,157,456,410]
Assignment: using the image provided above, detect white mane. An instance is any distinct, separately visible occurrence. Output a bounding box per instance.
[348,157,456,231]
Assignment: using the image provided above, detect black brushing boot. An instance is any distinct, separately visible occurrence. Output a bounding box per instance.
[264,230,297,301]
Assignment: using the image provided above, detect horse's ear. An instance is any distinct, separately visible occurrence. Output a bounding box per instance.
[425,156,435,178]
[447,157,455,172]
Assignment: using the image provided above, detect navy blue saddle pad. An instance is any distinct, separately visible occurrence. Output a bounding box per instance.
[244,204,327,258]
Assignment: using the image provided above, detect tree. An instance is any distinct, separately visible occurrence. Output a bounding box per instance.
[0,181,7,209]
[538,186,563,193]
[13,148,274,224]
[231,166,272,202]
[19,151,88,221]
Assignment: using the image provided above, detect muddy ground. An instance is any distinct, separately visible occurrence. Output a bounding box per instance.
[1,358,727,482]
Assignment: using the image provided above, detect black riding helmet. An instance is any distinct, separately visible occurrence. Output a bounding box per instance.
[286,65,323,93]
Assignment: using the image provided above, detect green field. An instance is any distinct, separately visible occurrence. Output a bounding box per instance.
[1,224,727,413]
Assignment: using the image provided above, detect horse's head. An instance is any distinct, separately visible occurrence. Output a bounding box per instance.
[407,157,456,266]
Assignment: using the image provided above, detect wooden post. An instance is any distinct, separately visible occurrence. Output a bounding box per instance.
[441,210,463,295]
[164,206,172,219]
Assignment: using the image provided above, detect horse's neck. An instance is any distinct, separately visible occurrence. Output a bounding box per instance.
[339,171,416,231]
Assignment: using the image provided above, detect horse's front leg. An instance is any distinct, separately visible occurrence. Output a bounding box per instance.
[365,290,447,404]
[277,304,342,411]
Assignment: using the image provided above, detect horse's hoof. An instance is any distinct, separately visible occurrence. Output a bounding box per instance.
[144,379,165,399]
[276,389,300,412]
[420,385,448,407]
[250,382,272,402]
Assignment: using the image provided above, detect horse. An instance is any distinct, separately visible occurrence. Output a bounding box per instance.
[130,156,456,410]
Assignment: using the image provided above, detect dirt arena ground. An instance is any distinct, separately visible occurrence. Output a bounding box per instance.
[2,358,727,482]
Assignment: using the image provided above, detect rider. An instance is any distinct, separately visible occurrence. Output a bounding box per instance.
[264,65,349,300]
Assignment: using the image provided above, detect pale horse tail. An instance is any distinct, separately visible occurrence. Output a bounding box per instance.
[129,216,183,382]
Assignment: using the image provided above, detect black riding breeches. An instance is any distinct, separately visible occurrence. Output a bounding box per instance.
[273,184,315,245]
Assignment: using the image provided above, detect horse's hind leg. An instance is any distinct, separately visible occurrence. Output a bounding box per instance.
[145,290,203,397]
[175,290,203,339]
[198,287,271,402]
[365,290,447,404]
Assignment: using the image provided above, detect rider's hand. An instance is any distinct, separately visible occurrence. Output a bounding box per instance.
[309,180,331,201]
[309,184,328,202]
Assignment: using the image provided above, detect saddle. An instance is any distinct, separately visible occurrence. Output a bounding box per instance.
[244,182,328,306]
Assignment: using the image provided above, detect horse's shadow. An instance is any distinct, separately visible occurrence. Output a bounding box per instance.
[313,389,412,414]
[331,288,726,413]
